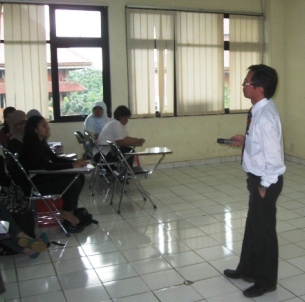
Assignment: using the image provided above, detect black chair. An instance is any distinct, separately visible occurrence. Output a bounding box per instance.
[107,140,157,214]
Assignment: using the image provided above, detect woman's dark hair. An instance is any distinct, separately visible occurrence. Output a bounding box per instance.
[23,115,45,145]
[2,106,16,133]
[113,105,131,120]
[248,64,278,99]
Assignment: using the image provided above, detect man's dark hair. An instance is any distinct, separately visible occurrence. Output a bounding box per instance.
[248,64,278,99]
[113,105,131,120]
[2,106,16,133]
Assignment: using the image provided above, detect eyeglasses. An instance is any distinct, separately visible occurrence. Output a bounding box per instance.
[242,79,257,86]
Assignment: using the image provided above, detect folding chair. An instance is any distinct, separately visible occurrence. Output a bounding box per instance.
[107,140,157,214]
[74,130,113,195]
[83,135,117,195]
[1,145,83,236]
[74,131,91,160]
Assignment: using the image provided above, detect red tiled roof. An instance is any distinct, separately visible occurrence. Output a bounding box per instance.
[0,81,87,94]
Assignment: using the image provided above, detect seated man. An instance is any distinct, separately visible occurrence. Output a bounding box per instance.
[95,105,145,167]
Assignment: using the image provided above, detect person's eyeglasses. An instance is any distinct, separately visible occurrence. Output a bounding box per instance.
[242,79,257,86]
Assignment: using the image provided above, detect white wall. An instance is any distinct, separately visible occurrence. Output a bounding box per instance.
[9,0,295,165]
[281,0,305,159]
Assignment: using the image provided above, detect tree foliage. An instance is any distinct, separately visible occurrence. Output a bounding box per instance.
[59,68,104,116]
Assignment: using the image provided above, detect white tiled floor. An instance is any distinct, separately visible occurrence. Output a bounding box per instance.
[2,160,305,301]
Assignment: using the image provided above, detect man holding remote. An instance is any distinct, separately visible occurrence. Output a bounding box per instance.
[223,64,286,298]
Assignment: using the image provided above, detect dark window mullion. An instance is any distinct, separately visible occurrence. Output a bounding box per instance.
[49,5,61,121]
[100,7,111,117]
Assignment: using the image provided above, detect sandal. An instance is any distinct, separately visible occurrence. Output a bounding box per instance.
[18,237,48,253]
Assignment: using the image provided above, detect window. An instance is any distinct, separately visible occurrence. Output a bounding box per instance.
[0,4,110,122]
[126,8,263,117]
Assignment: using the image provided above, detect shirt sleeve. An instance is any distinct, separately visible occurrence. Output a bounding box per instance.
[260,114,285,186]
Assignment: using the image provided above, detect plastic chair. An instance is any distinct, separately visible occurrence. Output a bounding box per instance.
[107,140,157,214]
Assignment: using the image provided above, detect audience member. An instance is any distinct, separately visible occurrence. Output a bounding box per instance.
[0,106,16,148]
[26,109,41,119]
[19,116,88,233]
[7,110,26,154]
[84,101,109,139]
[95,105,145,167]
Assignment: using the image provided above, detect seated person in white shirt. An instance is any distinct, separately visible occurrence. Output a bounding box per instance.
[94,105,145,167]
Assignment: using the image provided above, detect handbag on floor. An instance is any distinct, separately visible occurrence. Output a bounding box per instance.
[74,207,98,226]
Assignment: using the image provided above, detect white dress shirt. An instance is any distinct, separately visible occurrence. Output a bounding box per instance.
[242,98,286,187]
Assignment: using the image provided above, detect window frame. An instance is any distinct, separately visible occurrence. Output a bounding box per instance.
[48,4,111,122]
[126,8,263,118]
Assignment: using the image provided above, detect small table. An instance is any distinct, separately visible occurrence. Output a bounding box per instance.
[128,147,173,175]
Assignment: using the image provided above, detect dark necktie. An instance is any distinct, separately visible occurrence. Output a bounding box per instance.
[241,107,252,164]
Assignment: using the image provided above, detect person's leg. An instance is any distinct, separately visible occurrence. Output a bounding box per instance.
[0,203,48,254]
[33,174,83,225]
[253,176,283,287]
[237,174,283,288]
[236,175,258,277]
[119,147,134,167]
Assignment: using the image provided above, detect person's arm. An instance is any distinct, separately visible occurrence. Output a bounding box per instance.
[46,143,87,168]
[116,136,145,147]
[259,114,285,194]
[21,143,82,171]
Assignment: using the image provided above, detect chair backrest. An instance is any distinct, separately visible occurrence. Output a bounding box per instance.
[107,140,132,171]
[0,145,35,196]
[84,131,92,140]
[83,136,96,157]
[74,131,85,144]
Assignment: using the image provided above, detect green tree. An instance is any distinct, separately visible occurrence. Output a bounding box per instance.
[61,68,104,116]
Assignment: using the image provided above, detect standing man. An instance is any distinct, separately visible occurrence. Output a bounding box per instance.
[224,64,286,298]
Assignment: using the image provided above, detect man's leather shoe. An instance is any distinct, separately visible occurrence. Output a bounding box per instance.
[243,284,276,298]
[224,269,241,279]
[223,269,254,283]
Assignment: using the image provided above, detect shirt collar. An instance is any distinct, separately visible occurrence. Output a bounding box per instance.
[252,98,269,115]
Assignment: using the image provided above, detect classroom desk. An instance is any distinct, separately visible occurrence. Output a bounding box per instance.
[29,164,94,175]
[127,147,173,175]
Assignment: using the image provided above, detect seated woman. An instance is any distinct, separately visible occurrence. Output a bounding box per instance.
[0,203,48,258]
[7,110,27,154]
[19,116,88,233]
[84,101,109,139]
[95,105,145,167]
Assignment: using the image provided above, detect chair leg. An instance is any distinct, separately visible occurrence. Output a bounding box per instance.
[40,198,70,237]
[110,178,118,206]
[117,177,128,214]
[131,178,157,210]
[90,166,99,196]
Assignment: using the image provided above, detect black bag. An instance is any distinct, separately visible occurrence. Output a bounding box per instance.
[74,207,98,227]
